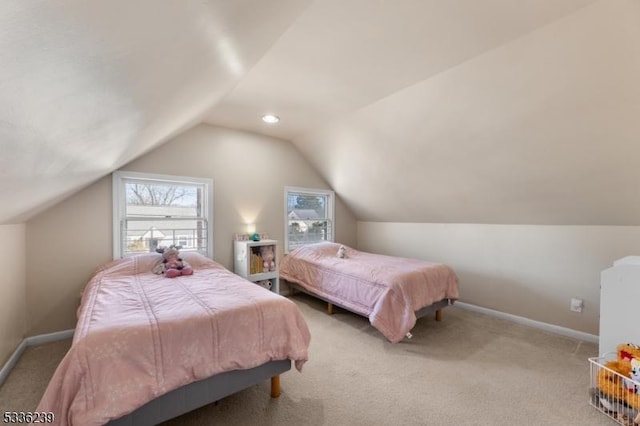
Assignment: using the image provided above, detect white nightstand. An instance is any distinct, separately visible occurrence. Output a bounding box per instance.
[233,239,279,293]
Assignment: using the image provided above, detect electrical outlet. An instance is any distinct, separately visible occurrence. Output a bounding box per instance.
[570,298,583,313]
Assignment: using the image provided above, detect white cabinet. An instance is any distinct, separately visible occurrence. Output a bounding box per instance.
[599,256,640,356]
[233,239,279,294]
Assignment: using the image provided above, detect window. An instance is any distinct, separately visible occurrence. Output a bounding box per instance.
[284,186,334,253]
[112,171,213,259]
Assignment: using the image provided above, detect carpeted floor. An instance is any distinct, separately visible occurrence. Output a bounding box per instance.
[0,294,610,425]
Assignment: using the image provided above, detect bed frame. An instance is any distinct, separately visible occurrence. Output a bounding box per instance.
[108,360,290,426]
[285,280,450,327]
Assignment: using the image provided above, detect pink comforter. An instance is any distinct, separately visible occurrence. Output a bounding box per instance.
[280,242,458,343]
[36,253,310,426]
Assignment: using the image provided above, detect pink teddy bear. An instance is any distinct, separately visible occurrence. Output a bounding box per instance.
[259,245,276,272]
[153,246,193,278]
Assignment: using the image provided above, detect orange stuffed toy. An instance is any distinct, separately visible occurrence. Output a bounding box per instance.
[597,342,640,422]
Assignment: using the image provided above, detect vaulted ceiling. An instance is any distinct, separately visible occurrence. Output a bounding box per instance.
[0,0,311,223]
[2,0,639,225]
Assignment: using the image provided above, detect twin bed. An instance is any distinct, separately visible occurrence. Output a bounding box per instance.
[280,242,459,343]
[37,242,458,424]
[36,252,310,426]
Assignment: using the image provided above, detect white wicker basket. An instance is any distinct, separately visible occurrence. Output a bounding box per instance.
[589,356,640,426]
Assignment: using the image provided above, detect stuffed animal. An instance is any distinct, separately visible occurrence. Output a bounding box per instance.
[337,245,346,259]
[259,245,276,272]
[152,245,193,278]
[256,280,272,290]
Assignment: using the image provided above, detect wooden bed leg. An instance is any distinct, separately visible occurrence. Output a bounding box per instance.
[327,302,334,315]
[435,309,442,321]
[270,375,281,398]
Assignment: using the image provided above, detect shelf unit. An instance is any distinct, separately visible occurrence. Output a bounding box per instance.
[600,256,640,356]
[233,239,279,294]
[589,256,640,424]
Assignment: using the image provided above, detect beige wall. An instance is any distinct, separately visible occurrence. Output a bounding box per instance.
[357,222,640,335]
[0,224,27,365]
[25,124,357,335]
[26,177,113,336]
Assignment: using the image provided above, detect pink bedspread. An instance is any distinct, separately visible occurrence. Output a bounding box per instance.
[36,252,310,426]
[280,242,458,343]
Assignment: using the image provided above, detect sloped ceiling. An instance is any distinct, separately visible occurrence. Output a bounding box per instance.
[206,0,640,225]
[0,0,311,224]
[3,0,640,226]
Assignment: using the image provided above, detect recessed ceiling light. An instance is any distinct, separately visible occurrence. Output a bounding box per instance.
[262,114,280,124]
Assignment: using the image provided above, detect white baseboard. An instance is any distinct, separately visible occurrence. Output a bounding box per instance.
[25,329,74,346]
[0,340,27,387]
[0,329,74,387]
[454,302,599,344]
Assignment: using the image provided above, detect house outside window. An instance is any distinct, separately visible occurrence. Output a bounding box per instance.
[177,235,190,248]
[285,186,334,253]
[112,171,213,259]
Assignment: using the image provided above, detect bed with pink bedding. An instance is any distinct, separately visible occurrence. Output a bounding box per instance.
[36,252,310,426]
[280,242,459,343]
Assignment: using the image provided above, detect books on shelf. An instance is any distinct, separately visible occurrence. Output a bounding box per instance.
[250,252,264,274]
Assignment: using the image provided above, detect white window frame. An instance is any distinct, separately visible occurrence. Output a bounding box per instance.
[284,186,335,253]
[112,171,214,259]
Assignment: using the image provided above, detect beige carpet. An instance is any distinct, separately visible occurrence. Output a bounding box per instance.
[0,294,609,425]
